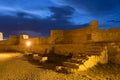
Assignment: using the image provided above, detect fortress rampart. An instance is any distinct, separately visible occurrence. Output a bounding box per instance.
[0,20,120,64]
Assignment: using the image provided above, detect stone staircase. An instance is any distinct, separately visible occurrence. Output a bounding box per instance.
[56,44,108,73]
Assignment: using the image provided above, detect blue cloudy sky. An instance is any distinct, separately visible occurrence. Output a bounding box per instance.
[0,0,120,37]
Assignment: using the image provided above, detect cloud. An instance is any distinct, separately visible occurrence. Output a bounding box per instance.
[107,20,120,23]
[50,0,120,29]
[0,6,89,38]
[0,0,55,9]
[0,7,53,19]
[51,0,120,16]
[49,6,75,19]
[0,0,55,19]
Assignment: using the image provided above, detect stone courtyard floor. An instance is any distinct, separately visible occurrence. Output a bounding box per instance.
[0,53,120,80]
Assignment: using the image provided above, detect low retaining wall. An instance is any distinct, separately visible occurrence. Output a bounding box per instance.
[0,44,85,56]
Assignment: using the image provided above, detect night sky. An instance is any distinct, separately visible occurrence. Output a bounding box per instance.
[0,0,120,38]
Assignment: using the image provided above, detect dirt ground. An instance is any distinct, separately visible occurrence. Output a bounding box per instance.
[0,53,120,80]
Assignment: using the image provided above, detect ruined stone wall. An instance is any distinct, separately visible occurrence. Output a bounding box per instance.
[63,26,92,44]
[54,44,84,56]
[0,35,19,45]
[39,38,51,44]
[107,43,120,64]
[50,20,98,44]
[0,44,52,54]
[20,37,50,45]
[92,29,120,42]
[50,30,64,44]
[9,35,19,45]
[0,40,11,45]
[20,38,40,45]
[0,33,51,54]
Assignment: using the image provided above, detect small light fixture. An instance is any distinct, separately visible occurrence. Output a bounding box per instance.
[26,41,31,47]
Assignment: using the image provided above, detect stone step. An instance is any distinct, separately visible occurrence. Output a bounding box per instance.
[72,55,88,59]
[84,48,103,52]
[56,54,102,73]
[84,52,101,55]
[84,50,103,54]
[56,64,88,73]
[69,58,88,64]
[33,56,48,63]
[85,47,103,50]
[33,56,41,60]
[56,66,78,73]
[113,45,119,48]
[63,62,80,68]
[84,46,104,51]
[84,50,101,53]
[39,57,48,63]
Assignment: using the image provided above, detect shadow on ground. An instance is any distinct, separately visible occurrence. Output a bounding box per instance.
[25,54,71,73]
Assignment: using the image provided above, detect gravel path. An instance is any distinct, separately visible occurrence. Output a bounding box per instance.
[0,53,120,80]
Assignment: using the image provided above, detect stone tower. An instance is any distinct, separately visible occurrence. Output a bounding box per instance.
[19,34,29,45]
[0,32,3,40]
[20,34,29,39]
[90,20,98,31]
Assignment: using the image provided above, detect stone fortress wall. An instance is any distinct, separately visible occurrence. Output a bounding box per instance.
[0,20,120,64]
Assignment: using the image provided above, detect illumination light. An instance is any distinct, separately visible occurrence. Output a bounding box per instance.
[26,41,31,47]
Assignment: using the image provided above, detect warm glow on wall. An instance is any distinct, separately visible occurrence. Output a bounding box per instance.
[26,41,31,47]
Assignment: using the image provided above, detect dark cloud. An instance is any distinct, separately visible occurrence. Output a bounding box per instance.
[49,6,75,19]
[52,0,120,16]
[107,20,120,23]
[0,0,54,19]
[51,0,120,29]
[0,6,89,38]
[16,11,28,17]
[15,11,37,19]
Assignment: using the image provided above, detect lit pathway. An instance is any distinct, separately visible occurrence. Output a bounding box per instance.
[0,53,68,80]
[0,53,120,80]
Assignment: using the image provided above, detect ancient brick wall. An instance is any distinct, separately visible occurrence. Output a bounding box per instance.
[50,30,64,44]
[0,40,11,45]
[19,37,50,45]
[39,38,51,44]
[9,35,19,45]
[107,43,120,64]
[20,38,40,45]
[63,26,92,43]
[54,44,84,56]
[50,20,99,44]
[0,44,52,54]
[0,35,19,45]
[92,29,120,42]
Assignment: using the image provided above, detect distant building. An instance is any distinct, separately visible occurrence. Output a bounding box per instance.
[0,32,3,40]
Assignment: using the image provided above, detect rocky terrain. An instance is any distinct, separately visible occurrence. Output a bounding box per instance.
[0,53,120,80]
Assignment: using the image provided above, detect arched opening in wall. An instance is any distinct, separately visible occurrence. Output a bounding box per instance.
[87,34,92,40]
